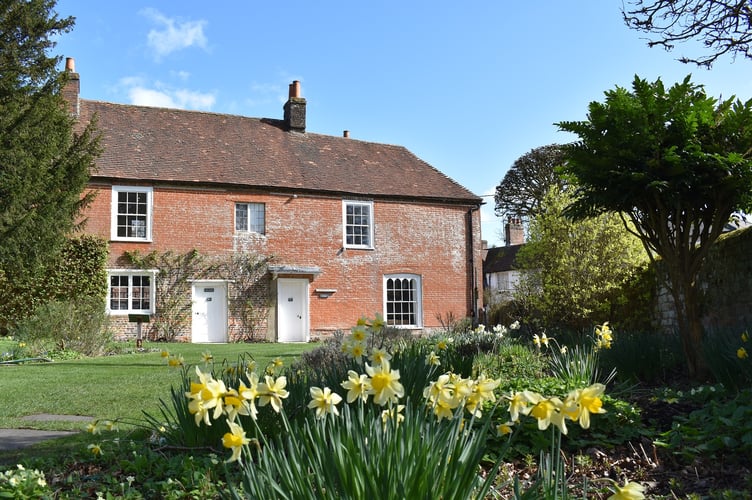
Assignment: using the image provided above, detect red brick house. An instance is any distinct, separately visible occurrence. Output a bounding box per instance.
[65,58,483,342]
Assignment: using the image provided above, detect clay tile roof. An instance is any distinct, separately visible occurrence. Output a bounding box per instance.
[80,100,480,204]
[483,244,523,274]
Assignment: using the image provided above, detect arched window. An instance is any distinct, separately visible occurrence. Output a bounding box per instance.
[383,274,422,328]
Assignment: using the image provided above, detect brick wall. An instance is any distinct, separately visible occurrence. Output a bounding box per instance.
[83,183,482,340]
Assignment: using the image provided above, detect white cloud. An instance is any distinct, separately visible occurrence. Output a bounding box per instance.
[121,77,215,110]
[140,8,208,60]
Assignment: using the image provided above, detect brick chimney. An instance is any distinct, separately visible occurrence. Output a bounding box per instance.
[61,57,80,116]
[504,217,524,246]
[283,80,306,132]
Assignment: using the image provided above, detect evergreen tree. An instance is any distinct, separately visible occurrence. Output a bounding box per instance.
[0,0,101,331]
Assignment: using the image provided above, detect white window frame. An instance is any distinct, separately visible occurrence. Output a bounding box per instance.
[343,200,374,249]
[235,202,266,234]
[107,270,157,315]
[111,186,153,242]
[383,273,423,328]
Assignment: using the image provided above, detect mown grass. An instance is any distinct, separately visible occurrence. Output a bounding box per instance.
[0,339,315,431]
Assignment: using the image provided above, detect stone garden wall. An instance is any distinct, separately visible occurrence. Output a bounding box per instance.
[654,226,752,333]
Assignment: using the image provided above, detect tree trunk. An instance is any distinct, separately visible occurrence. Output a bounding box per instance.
[669,272,709,381]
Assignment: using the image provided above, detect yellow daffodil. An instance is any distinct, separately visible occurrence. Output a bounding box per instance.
[87,443,103,456]
[350,342,366,363]
[272,357,284,369]
[356,316,368,326]
[371,313,385,330]
[572,383,607,429]
[541,333,550,347]
[222,419,250,463]
[529,397,559,431]
[473,374,501,404]
[425,350,441,366]
[258,375,289,413]
[423,373,454,403]
[431,396,457,421]
[160,350,169,358]
[369,347,391,365]
[341,370,371,403]
[381,404,405,426]
[308,386,343,419]
[496,421,514,436]
[607,480,645,500]
[436,339,449,350]
[103,420,118,432]
[738,347,748,359]
[223,389,246,422]
[742,332,749,342]
[237,371,260,420]
[596,322,614,349]
[186,367,228,426]
[168,354,184,367]
[365,360,404,406]
[450,373,474,400]
[506,390,536,422]
[201,351,214,364]
[86,421,100,434]
[532,334,541,348]
[351,325,368,342]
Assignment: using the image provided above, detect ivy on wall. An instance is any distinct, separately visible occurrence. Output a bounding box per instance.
[125,249,272,342]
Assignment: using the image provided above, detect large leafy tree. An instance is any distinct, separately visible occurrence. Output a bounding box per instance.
[0,0,100,330]
[494,144,567,223]
[514,186,649,333]
[557,75,752,379]
[623,0,752,67]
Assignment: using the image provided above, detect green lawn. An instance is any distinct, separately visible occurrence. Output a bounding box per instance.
[0,340,314,431]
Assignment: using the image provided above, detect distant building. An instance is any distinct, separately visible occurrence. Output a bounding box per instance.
[483,217,524,304]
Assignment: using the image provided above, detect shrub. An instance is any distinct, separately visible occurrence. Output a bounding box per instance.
[11,296,112,357]
[703,328,752,392]
[598,330,683,384]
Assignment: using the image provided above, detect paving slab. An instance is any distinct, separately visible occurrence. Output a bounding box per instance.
[0,428,78,451]
[0,415,91,451]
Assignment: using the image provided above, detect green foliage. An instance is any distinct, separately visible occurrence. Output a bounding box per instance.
[494,143,568,222]
[0,464,50,499]
[598,330,684,384]
[474,341,547,382]
[513,186,649,332]
[703,329,752,392]
[125,250,271,341]
[655,389,752,465]
[548,343,615,390]
[53,234,108,301]
[557,74,752,378]
[126,249,210,341]
[0,0,101,332]
[10,296,112,357]
[1,430,234,498]
[231,403,500,500]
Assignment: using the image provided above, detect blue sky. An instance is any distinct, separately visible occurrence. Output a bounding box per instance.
[53,1,752,247]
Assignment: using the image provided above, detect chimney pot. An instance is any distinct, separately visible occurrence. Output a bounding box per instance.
[289,80,300,98]
[343,130,350,138]
[65,57,75,72]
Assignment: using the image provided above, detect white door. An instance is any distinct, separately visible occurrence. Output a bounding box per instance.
[277,278,308,342]
[192,282,228,343]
